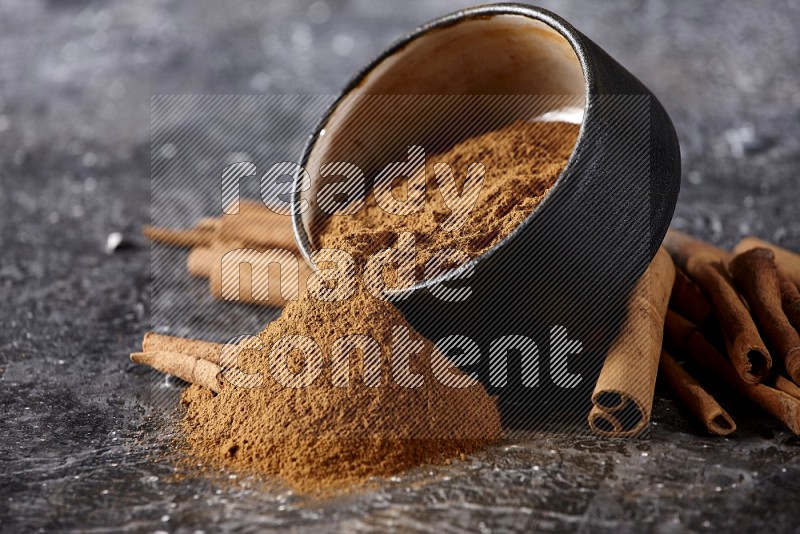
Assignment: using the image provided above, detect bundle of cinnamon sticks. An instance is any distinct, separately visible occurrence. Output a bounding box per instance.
[145,199,308,307]
[590,230,800,437]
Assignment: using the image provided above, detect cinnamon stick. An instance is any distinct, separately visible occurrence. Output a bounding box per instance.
[730,248,800,383]
[670,267,713,327]
[778,270,800,332]
[218,198,297,251]
[139,333,266,390]
[685,253,771,384]
[187,246,218,277]
[663,229,731,271]
[130,351,223,393]
[772,375,800,402]
[734,236,800,289]
[216,211,297,251]
[226,198,277,217]
[196,217,219,230]
[664,310,800,434]
[145,198,297,252]
[207,249,311,307]
[588,247,675,437]
[186,240,247,279]
[659,350,736,435]
[143,225,215,248]
[142,332,224,364]
[588,405,625,435]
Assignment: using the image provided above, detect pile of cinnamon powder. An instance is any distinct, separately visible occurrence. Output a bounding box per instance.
[180,286,501,493]
[319,120,579,266]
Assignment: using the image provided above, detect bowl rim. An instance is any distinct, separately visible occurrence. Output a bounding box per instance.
[292,3,595,296]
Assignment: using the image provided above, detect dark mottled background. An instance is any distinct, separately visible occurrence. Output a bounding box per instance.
[1,0,799,532]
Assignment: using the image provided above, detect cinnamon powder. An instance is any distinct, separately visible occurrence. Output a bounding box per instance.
[180,286,501,493]
[318,120,579,266]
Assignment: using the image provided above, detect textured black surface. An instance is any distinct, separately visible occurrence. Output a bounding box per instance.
[2,0,800,532]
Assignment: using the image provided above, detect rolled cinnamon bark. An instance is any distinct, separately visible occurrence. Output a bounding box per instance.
[226,198,277,216]
[216,211,297,251]
[130,351,223,393]
[139,333,264,391]
[588,405,624,436]
[730,248,800,383]
[218,198,297,251]
[685,253,771,384]
[670,267,713,327]
[142,332,225,364]
[734,236,800,289]
[659,350,736,436]
[187,239,248,278]
[208,249,311,307]
[145,198,298,252]
[187,246,218,277]
[772,375,800,402]
[778,270,800,332]
[664,310,800,435]
[663,229,731,270]
[588,247,675,437]
[143,225,215,248]
[196,217,219,230]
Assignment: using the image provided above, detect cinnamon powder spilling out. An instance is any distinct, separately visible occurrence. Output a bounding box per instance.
[177,120,579,492]
[180,286,501,493]
[318,120,579,266]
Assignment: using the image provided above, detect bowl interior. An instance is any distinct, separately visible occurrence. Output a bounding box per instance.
[300,12,586,253]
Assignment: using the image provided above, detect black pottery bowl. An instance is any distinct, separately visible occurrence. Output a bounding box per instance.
[293,3,680,427]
